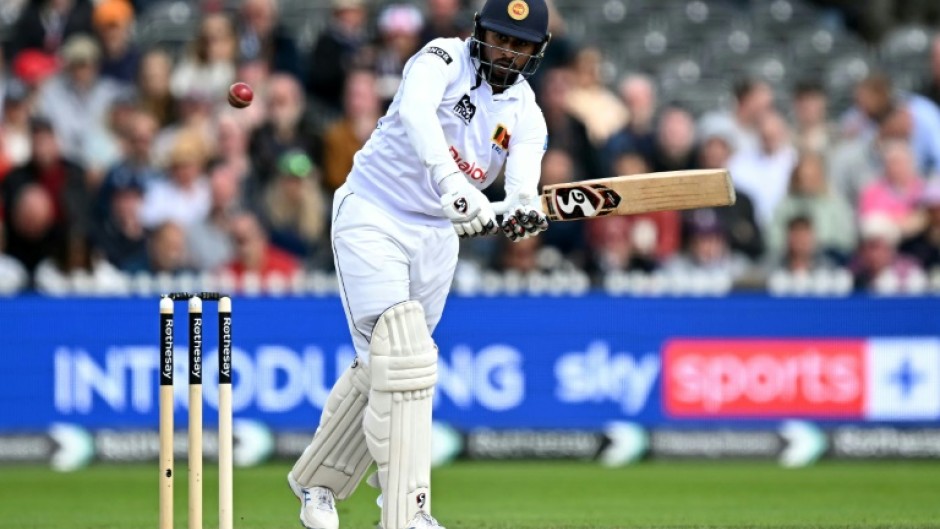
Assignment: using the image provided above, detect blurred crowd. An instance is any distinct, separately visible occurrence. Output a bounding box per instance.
[1,0,940,295]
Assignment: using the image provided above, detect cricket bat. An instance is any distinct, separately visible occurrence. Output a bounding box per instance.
[493,169,735,221]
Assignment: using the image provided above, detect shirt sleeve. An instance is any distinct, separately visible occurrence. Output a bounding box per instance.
[398,42,464,188]
[504,99,549,197]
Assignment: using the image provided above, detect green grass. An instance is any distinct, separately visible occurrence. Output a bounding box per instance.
[1,461,939,528]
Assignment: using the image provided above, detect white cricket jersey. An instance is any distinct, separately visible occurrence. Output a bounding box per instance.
[345,37,548,227]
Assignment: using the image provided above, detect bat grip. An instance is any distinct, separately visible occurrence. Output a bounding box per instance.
[491,201,509,215]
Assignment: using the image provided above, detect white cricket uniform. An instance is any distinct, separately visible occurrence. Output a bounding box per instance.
[333,37,547,362]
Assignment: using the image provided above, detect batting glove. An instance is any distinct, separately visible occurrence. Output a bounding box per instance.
[440,172,498,239]
[499,191,549,242]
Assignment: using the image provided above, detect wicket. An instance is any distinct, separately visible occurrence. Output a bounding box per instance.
[159,292,233,529]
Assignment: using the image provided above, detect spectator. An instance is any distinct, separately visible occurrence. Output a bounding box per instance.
[604,73,657,171]
[93,167,147,271]
[132,221,191,274]
[139,132,211,228]
[2,183,60,274]
[649,106,697,172]
[96,110,162,220]
[306,0,369,112]
[137,49,179,128]
[769,152,856,261]
[539,67,599,180]
[791,80,837,154]
[248,74,318,188]
[223,211,300,288]
[729,110,798,225]
[36,34,124,167]
[34,232,124,294]
[691,125,764,260]
[848,74,940,176]
[1,79,32,168]
[850,213,921,292]
[858,140,925,237]
[773,215,837,274]
[214,112,253,192]
[152,89,216,167]
[231,59,271,130]
[665,209,750,282]
[900,180,940,270]
[537,149,588,267]
[373,3,424,107]
[321,69,379,193]
[92,0,139,84]
[259,150,327,260]
[621,74,658,141]
[186,160,240,271]
[587,215,658,279]
[419,0,465,44]
[826,130,880,207]
[919,35,940,108]
[171,12,238,106]
[82,90,140,187]
[9,0,94,57]
[236,0,301,80]
[565,46,628,148]
[10,48,59,92]
[699,79,775,155]
[0,227,29,294]
[2,117,91,238]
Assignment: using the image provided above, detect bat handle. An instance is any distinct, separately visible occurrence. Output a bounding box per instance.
[491,201,509,215]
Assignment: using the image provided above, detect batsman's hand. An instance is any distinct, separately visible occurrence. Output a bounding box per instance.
[499,191,549,242]
[440,172,498,239]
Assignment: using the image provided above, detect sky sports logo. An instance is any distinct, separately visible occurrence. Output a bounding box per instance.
[663,339,940,420]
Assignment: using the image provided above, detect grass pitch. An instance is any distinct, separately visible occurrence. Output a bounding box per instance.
[0,460,938,528]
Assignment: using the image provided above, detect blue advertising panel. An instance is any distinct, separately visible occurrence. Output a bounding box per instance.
[1,295,937,434]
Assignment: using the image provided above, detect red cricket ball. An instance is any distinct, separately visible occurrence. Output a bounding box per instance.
[228,82,253,109]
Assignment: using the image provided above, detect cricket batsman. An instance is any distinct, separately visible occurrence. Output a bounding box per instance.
[287,0,552,527]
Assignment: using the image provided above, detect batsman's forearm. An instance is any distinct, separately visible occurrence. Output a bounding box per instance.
[399,62,459,187]
[503,143,545,197]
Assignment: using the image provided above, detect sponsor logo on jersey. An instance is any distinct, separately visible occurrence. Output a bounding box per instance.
[449,146,488,182]
[453,94,477,125]
[492,124,511,151]
[425,46,453,65]
[508,0,529,20]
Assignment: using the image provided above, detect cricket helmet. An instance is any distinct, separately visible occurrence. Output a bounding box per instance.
[470,0,552,88]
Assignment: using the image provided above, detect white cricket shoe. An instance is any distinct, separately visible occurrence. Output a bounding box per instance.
[287,472,339,529]
[405,511,446,529]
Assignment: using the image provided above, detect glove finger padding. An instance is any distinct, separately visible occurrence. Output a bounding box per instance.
[521,211,548,234]
[469,217,483,235]
[500,208,548,241]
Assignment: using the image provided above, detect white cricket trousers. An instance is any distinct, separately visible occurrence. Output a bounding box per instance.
[331,184,459,363]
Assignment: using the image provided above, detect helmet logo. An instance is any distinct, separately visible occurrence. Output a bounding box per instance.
[507,0,529,20]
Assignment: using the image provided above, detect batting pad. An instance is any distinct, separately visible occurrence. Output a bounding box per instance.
[290,359,373,500]
[364,301,438,529]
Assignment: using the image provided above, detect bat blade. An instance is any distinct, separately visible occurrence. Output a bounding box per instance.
[492,169,735,221]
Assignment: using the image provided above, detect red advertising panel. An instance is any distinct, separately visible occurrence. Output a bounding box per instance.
[664,340,865,418]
